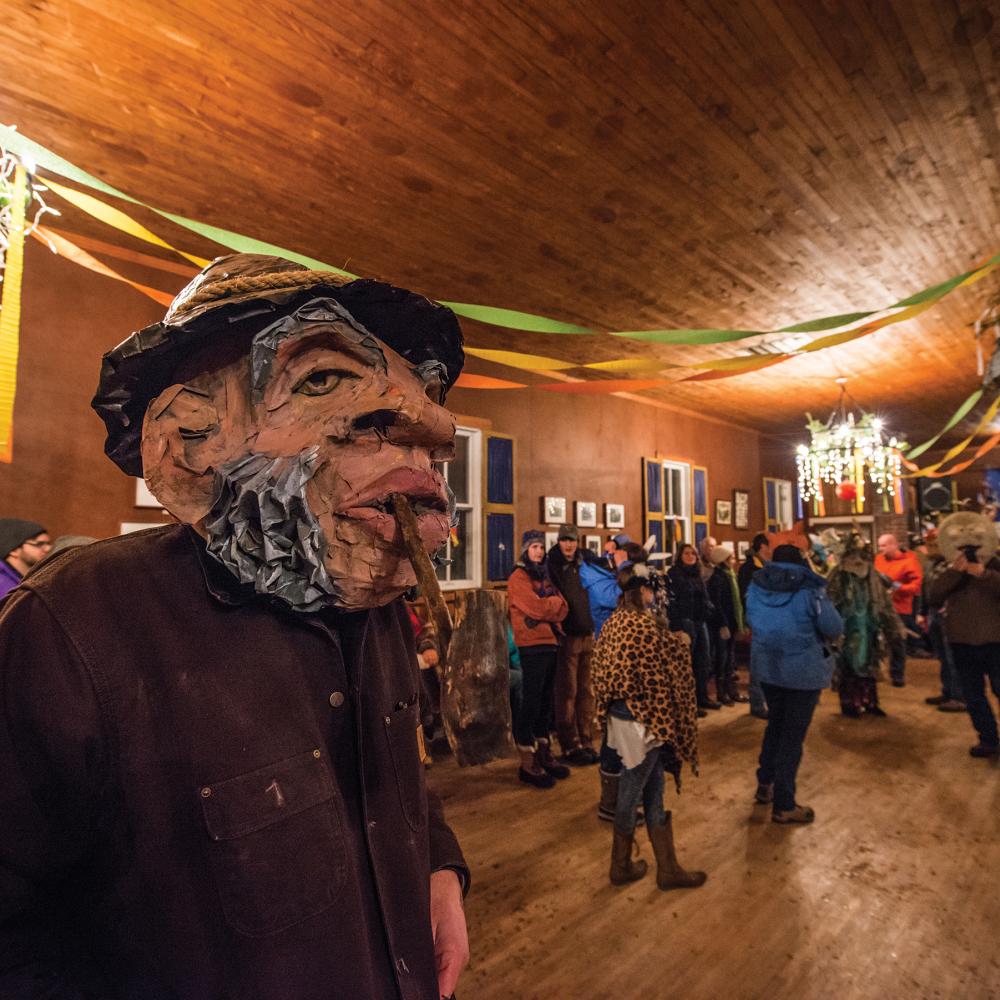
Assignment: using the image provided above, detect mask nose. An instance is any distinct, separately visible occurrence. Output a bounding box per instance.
[350,381,455,457]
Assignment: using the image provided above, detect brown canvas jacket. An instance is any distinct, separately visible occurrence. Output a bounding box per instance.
[0,525,467,1000]
[927,555,1000,646]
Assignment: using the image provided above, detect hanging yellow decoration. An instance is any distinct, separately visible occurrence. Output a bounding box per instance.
[0,163,27,463]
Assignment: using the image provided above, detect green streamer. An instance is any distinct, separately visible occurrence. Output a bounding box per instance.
[610,328,762,345]
[439,302,590,334]
[5,122,999,348]
[902,388,985,459]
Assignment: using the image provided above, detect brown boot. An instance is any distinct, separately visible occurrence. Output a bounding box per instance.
[610,828,648,885]
[535,738,571,780]
[517,745,555,789]
[647,811,707,890]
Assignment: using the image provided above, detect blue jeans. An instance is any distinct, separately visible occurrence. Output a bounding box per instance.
[756,684,821,812]
[749,669,767,713]
[615,746,667,834]
[888,612,918,683]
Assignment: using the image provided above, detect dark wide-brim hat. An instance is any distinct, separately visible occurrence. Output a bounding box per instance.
[93,254,465,477]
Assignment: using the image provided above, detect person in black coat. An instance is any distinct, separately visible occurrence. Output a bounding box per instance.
[667,543,719,711]
[705,546,748,706]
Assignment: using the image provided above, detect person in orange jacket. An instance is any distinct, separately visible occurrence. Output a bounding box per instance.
[508,530,570,788]
[875,533,924,686]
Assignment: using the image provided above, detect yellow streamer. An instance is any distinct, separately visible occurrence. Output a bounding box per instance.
[44,177,211,268]
[463,347,573,371]
[584,358,675,373]
[0,164,27,462]
[903,392,1000,477]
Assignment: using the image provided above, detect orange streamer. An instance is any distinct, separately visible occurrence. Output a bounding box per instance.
[536,378,670,394]
[453,373,526,389]
[33,227,175,307]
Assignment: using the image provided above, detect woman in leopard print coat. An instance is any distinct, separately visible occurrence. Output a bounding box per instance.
[592,569,706,891]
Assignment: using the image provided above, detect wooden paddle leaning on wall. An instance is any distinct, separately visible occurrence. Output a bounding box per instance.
[393,493,513,766]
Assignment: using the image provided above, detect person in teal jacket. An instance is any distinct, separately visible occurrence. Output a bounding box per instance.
[746,544,843,825]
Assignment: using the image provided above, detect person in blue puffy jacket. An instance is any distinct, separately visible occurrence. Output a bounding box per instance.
[746,544,843,824]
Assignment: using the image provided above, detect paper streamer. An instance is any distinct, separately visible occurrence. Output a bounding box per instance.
[902,388,985,459]
[903,392,1000,477]
[439,301,588,334]
[923,430,1000,477]
[453,373,527,389]
[5,123,1000,349]
[0,127,358,278]
[682,355,791,381]
[463,347,574,371]
[34,226,175,307]
[584,358,675,373]
[0,164,27,462]
[537,378,670,394]
[44,178,211,268]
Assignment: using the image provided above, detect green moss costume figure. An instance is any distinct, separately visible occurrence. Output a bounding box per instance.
[826,532,903,717]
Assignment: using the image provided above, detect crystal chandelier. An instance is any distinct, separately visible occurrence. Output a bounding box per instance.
[796,382,904,505]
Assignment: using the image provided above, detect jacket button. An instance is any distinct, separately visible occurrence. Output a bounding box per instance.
[329,691,345,708]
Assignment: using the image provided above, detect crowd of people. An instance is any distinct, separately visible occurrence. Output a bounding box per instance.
[6,509,1000,898]
[466,515,997,887]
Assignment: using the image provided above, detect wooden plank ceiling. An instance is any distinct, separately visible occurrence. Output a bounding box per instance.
[3,0,1000,446]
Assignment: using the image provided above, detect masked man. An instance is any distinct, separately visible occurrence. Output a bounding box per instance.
[0,255,470,999]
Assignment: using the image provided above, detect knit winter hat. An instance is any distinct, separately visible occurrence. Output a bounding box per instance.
[0,519,46,558]
[709,545,734,565]
[772,544,805,565]
[521,529,545,555]
[612,533,632,547]
[557,523,579,541]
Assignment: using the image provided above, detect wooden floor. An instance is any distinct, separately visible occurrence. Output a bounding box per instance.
[428,658,1000,1000]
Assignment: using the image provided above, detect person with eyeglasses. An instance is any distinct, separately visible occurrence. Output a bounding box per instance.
[0,520,50,599]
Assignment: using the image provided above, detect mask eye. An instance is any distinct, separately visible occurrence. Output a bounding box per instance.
[294,369,351,396]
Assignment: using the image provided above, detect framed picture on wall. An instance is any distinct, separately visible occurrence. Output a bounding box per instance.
[715,499,732,525]
[585,534,602,556]
[575,500,598,527]
[604,503,625,529]
[737,540,750,561]
[733,489,750,530]
[544,531,559,552]
[543,496,567,524]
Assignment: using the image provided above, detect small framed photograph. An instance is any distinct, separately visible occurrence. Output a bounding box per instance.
[733,489,750,530]
[585,534,602,556]
[737,540,750,561]
[604,503,625,529]
[715,499,732,525]
[544,531,559,552]
[575,500,597,527]
[543,496,567,524]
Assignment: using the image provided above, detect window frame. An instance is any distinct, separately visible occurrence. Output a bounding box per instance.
[436,425,483,590]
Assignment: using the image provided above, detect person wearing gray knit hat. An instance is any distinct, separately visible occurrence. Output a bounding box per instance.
[0,519,50,599]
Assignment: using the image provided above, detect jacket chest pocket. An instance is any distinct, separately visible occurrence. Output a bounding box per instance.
[383,699,426,833]
[199,749,345,937]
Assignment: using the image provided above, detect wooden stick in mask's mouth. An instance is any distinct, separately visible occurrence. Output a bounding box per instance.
[391,492,453,650]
